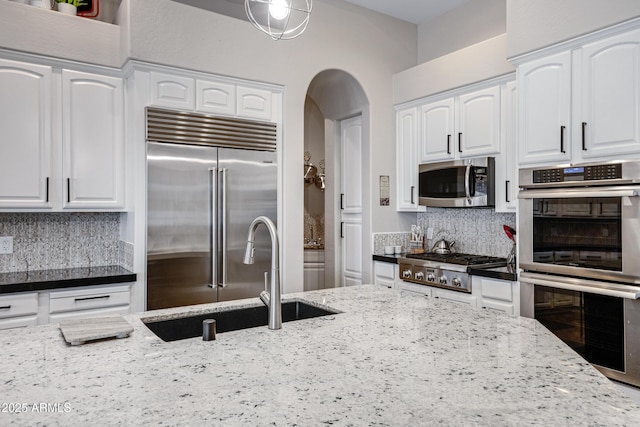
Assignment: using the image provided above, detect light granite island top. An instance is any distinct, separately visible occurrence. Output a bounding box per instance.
[2,285,640,426]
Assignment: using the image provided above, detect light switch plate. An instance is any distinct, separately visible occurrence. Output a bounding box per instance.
[0,236,13,254]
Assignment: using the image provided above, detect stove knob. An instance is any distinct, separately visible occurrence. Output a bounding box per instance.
[402,269,412,279]
[427,273,436,282]
[415,271,425,280]
[452,277,462,287]
[439,275,448,285]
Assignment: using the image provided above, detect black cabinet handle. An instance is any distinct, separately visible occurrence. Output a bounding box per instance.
[340,222,344,238]
[74,295,110,303]
[410,186,415,204]
[340,193,344,210]
[67,178,71,203]
[505,180,510,203]
[458,132,462,153]
[560,126,566,153]
[45,177,49,202]
[447,134,451,154]
[0,305,11,310]
[582,122,587,151]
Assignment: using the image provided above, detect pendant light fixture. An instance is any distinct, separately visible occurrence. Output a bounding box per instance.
[245,0,312,40]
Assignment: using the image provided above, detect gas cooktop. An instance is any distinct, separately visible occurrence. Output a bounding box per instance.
[405,252,507,267]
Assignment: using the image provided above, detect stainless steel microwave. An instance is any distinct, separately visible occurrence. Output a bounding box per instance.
[418,157,495,208]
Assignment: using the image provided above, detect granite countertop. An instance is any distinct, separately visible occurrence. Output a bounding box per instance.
[0,265,136,294]
[2,285,639,426]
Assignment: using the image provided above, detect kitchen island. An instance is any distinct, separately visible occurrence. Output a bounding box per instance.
[1,285,639,426]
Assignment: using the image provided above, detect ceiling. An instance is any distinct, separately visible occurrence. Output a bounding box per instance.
[171,0,472,25]
[343,0,471,25]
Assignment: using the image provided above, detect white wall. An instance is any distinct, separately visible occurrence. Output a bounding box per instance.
[125,0,417,291]
[506,0,640,58]
[418,0,506,63]
[393,34,514,105]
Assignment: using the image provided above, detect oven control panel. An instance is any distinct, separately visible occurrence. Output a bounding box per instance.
[532,163,622,183]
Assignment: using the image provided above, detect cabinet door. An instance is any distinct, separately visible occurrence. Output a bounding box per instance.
[196,79,236,116]
[577,28,640,160]
[237,85,272,121]
[419,98,455,162]
[341,116,363,213]
[457,86,501,157]
[150,71,195,110]
[0,59,52,209]
[518,51,572,165]
[495,81,518,212]
[62,70,125,209]
[396,107,422,211]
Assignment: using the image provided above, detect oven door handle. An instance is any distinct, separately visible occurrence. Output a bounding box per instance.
[520,272,640,299]
[518,189,639,199]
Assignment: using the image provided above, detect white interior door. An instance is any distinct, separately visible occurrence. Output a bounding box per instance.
[340,115,363,286]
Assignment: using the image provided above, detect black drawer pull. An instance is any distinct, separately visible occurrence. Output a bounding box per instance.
[0,305,12,310]
[447,134,451,154]
[582,122,587,151]
[458,132,462,153]
[74,295,110,303]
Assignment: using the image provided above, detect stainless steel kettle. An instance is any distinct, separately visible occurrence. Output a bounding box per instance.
[431,238,455,254]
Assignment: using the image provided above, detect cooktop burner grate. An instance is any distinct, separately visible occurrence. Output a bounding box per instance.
[405,252,507,266]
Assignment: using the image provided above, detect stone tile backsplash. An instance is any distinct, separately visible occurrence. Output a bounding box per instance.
[374,209,516,258]
[418,208,516,258]
[0,213,126,273]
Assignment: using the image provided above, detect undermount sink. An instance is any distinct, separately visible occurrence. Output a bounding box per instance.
[142,300,340,342]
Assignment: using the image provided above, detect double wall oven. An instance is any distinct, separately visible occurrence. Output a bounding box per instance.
[519,161,640,387]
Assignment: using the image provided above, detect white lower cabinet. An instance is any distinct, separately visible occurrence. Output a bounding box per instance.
[373,261,397,289]
[304,250,325,291]
[0,284,131,329]
[433,288,478,307]
[0,292,39,330]
[48,284,130,323]
[475,276,520,317]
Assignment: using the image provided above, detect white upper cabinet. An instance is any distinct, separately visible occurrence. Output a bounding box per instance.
[419,98,455,162]
[150,70,277,122]
[419,85,501,163]
[495,81,518,213]
[396,106,423,212]
[196,79,236,116]
[517,50,572,165]
[0,59,52,209]
[237,85,273,121]
[457,85,501,157]
[575,28,640,161]
[150,72,195,111]
[62,70,125,209]
[518,26,640,166]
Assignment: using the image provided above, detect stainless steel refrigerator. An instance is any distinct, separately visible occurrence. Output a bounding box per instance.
[146,140,277,310]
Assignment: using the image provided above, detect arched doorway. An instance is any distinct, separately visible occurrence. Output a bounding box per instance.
[304,70,370,289]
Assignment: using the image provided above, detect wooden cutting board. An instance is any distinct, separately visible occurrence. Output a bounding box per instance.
[59,315,133,346]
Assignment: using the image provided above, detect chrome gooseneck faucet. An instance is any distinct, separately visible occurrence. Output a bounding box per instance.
[243,216,281,330]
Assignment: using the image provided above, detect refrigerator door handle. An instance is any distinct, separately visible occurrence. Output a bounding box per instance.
[208,167,218,289]
[219,168,229,288]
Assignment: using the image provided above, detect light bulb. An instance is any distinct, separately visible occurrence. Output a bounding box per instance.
[269,0,290,20]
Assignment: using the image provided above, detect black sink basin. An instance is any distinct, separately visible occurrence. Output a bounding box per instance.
[142,300,340,342]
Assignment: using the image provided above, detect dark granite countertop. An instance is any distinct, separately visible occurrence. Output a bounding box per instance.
[372,253,408,263]
[469,265,518,282]
[0,265,136,294]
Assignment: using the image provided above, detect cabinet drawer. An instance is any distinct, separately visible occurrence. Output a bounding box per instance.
[49,285,130,314]
[374,262,396,280]
[49,305,130,323]
[480,279,513,302]
[482,299,514,316]
[0,315,38,330]
[0,293,38,319]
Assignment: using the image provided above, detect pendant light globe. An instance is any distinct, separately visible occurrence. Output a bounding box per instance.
[245,0,312,40]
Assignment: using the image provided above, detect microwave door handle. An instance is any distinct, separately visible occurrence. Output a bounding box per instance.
[464,165,472,202]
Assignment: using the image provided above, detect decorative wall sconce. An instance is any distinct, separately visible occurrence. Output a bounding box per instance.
[314,159,325,191]
[304,151,317,186]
